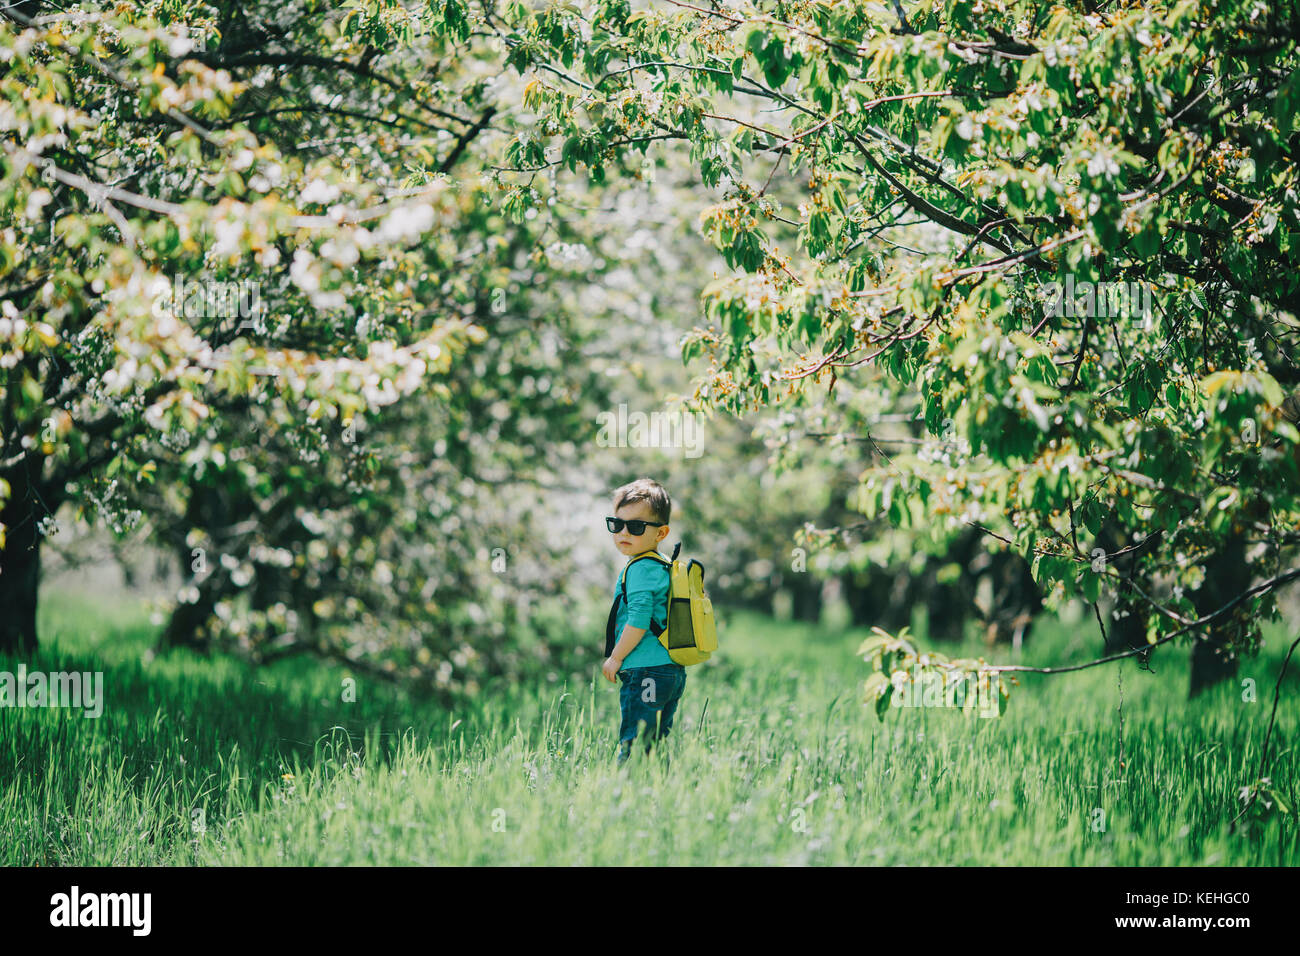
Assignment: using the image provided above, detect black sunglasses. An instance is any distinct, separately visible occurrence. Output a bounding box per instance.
[606,516,665,536]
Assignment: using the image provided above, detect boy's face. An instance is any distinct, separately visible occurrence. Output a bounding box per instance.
[611,499,669,556]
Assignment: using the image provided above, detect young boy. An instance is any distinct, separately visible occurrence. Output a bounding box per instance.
[601,478,687,766]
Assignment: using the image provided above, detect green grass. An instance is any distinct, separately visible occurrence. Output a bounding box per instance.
[2,588,1296,865]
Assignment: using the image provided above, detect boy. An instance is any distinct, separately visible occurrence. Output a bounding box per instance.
[601,478,687,766]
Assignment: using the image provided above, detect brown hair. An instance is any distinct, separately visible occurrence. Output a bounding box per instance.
[612,477,671,525]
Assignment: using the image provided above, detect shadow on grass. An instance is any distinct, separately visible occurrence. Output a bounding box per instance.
[2,589,455,819]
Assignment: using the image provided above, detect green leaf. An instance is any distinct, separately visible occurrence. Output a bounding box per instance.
[857,635,891,659]
[1080,566,1101,603]
[863,671,890,701]
[875,681,894,720]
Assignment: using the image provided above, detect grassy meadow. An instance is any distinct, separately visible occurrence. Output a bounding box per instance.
[2,588,1296,865]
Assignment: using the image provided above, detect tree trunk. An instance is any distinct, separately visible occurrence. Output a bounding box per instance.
[1092,516,1152,656]
[977,550,1043,650]
[0,468,44,656]
[785,570,823,622]
[159,584,218,651]
[1188,629,1239,695]
[842,566,911,631]
[157,484,227,652]
[1189,532,1249,697]
[924,527,980,642]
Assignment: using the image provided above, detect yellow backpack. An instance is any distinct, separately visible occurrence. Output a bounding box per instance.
[604,543,718,666]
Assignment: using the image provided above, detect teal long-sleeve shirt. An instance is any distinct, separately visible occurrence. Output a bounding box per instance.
[613,555,673,670]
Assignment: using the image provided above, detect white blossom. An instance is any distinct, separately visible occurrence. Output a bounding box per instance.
[300,178,341,204]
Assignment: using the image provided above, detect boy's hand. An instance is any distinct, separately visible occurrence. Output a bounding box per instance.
[601,656,622,682]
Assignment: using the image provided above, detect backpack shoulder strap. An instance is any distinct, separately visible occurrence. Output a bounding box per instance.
[618,549,672,639]
[619,550,672,603]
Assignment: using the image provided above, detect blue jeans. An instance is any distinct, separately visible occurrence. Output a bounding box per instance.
[617,663,686,754]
